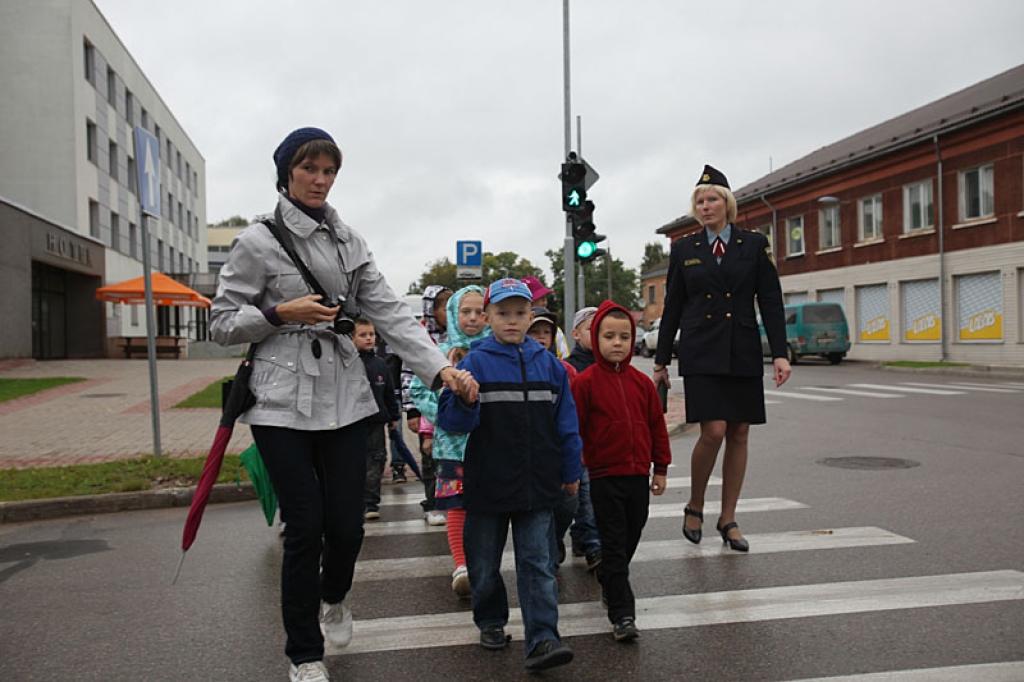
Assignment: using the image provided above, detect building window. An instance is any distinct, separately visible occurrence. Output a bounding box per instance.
[141,108,149,130]
[855,283,890,343]
[127,156,136,194]
[956,271,1002,342]
[89,200,100,239]
[86,120,97,164]
[858,194,883,241]
[125,90,134,125]
[903,180,934,232]
[129,222,138,258]
[179,253,185,272]
[901,279,941,343]
[786,216,804,256]
[166,139,172,164]
[178,201,184,230]
[959,164,994,221]
[186,210,192,236]
[83,39,95,84]
[818,205,841,250]
[167,192,174,223]
[785,291,809,306]
[154,124,161,144]
[108,141,118,181]
[110,212,120,252]
[169,246,176,272]
[158,239,165,270]
[755,223,774,256]
[176,151,182,178]
[106,67,116,106]
[647,285,656,304]
[186,162,191,189]
[193,170,198,193]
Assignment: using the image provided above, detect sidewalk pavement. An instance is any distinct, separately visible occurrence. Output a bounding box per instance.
[0,358,693,471]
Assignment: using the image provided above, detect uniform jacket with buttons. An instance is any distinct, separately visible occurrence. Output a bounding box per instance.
[655,225,786,376]
[210,194,449,430]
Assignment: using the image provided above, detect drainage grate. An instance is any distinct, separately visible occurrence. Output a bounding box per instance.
[817,456,920,470]
[79,393,128,398]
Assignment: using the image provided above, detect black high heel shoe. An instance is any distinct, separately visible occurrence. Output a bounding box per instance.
[682,506,703,544]
[716,521,749,552]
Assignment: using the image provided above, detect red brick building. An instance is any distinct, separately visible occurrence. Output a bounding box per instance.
[658,64,1024,365]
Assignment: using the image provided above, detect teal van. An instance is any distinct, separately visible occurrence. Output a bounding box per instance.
[760,302,851,364]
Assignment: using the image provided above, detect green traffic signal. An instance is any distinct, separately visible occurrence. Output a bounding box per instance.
[576,240,597,259]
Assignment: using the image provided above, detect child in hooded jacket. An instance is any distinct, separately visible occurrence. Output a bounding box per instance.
[571,300,671,642]
[400,284,452,524]
[409,285,490,598]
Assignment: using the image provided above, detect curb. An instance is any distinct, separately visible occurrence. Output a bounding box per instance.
[0,482,256,524]
[876,364,1024,380]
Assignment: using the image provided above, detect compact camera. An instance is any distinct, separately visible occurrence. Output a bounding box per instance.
[321,298,355,336]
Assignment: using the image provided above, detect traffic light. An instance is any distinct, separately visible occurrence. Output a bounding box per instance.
[560,156,586,212]
[572,200,606,263]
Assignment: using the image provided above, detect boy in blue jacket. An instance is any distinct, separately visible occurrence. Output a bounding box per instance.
[437,278,581,673]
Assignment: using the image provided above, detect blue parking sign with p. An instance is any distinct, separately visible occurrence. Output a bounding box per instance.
[457,241,482,267]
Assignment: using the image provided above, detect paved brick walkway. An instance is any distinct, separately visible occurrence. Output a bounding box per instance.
[0,358,687,470]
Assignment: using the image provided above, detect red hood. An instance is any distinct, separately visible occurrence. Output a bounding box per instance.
[589,300,636,371]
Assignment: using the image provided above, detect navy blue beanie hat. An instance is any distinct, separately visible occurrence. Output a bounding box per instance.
[273,127,336,191]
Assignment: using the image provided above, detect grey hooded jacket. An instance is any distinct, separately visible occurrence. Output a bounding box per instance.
[210,195,449,430]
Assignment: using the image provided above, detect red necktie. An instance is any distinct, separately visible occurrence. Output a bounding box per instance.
[713,237,726,258]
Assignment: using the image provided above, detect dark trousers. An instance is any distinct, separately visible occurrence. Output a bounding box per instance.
[252,423,368,665]
[419,433,436,511]
[364,424,387,511]
[589,475,650,623]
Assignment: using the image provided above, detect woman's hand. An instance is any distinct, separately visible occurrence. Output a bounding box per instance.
[773,357,792,387]
[650,474,667,496]
[275,294,339,325]
[652,364,670,388]
[440,366,479,404]
[562,480,580,496]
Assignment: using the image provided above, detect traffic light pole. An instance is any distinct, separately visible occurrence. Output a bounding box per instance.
[561,0,576,342]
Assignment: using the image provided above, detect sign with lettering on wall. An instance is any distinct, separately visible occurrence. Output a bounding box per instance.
[856,283,890,343]
[957,272,1002,341]
[902,279,941,343]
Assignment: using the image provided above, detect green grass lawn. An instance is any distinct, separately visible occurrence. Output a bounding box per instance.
[175,376,233,408]
[0,377,85,403]
[883,360,970,368]
[0,454,249,502]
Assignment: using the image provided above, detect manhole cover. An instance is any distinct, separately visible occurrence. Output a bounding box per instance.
[817,456,920,470]
[79,393,128,398]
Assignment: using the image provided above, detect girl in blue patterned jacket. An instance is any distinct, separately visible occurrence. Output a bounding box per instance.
[409,285,490,598]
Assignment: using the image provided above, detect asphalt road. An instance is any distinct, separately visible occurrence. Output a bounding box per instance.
[1,362,1022,681]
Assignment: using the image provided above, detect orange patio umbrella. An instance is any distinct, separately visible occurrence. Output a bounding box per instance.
[96,271,210,307]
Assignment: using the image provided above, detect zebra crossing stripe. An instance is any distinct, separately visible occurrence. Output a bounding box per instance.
[802,387,903,398]
[363,497,807,537]
[947,381,1024,392]
[787,660,1024,681]
[352,526,913,582]
[905,382,1019,394]
[849,383,966,396]
[331,570,1024,655]
[764,390,843,402]
[378,476,722,506]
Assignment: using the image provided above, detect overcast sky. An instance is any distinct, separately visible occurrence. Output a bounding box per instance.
[95,0,1024,295]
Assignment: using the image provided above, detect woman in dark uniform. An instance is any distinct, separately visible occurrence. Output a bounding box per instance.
[652,165,790,552]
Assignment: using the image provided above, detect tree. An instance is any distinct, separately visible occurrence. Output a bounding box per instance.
[641,241,668,273]
[210,215,249,228]
[545,249,639,318]
[407,251,543,295]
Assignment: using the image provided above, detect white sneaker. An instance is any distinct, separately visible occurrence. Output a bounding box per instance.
[319,600,353,648]
[451,565,471,598]
[289,661,329,682]
[425,510,447,526]
[364,510,380,520]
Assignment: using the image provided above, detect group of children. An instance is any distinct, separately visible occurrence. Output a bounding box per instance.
[354,277,671,672]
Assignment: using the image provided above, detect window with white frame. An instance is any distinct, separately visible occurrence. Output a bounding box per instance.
[958,164,994,221]
[903,180,934,232]
[786,216,804,256]
[819,205,841,249]
[858,194,883,241]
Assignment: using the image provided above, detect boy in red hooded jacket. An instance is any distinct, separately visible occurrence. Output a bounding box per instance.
[571,300,671,641]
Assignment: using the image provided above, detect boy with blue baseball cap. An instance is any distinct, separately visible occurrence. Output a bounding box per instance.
[437,278,582,672]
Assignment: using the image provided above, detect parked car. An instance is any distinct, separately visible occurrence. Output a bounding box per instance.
[640,318,679,358]
[760,302,851,364]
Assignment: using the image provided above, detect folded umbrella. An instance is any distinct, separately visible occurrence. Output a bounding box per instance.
[173,346,257,583]
[388,426,423,481]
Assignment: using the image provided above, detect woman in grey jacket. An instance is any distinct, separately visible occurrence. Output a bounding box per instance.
[211,127,470,682]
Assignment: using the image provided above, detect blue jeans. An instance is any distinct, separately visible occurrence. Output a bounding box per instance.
[569,469,601,554]
[464,508,562,656]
